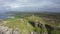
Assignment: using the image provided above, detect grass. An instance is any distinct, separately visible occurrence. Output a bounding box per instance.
[6,18,34,34]
[4,13,60,34]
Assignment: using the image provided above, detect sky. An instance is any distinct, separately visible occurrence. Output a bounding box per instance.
[0,0,60,12]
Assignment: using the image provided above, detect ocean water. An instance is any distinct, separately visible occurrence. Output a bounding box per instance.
[0,13,14,19]
[0,13,7,19]
[0,15,6,19]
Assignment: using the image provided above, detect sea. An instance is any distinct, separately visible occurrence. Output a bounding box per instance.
[0,12,15,19]
[0,13,8,19]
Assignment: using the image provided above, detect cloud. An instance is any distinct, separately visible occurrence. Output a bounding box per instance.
[0,0,60,12]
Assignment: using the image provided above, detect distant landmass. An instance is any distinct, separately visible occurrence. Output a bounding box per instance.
[0,11,60,19]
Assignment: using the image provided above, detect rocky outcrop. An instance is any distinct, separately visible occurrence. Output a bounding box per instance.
[30,31,39,34]
[0,25,20,34]
[13,28,19,34]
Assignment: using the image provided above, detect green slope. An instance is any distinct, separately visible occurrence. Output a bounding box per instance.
[6,18,34,34]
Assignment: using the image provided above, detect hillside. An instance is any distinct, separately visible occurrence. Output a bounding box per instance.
[0,12,60,34]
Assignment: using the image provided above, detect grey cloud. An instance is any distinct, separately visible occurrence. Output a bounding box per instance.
[0,0,60,12]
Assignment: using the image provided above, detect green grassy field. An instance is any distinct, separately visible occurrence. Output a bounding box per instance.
[4,12,60,34]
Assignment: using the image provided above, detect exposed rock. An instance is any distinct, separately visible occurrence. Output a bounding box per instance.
[0,26,8,32]
[33,31,39,34]
[30,32,34,34]
[13,28,20,34]
[0,26,20,34]
[0,26,8,34]
[18,19,25,23]
[4,28,13,34]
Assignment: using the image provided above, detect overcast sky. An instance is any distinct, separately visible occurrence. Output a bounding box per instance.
[0,0,60,12]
